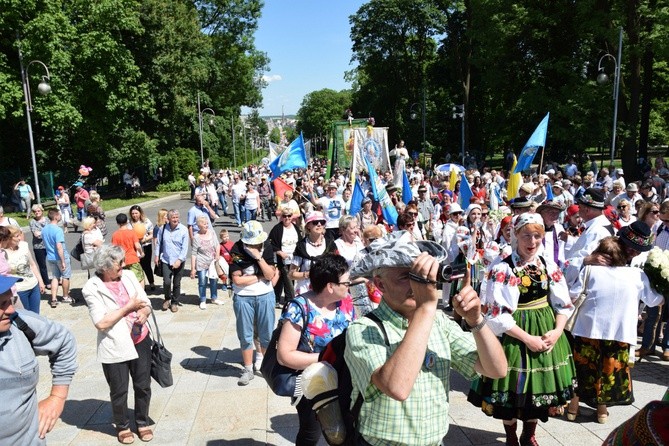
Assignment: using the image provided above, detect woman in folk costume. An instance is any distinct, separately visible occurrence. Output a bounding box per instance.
[468,213,576,446]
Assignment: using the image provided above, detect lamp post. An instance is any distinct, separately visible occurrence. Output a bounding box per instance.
[409,95,426,154]
[197,92,215,168]
[231,115,237,171]
[596,26,623,165]
[452,104,465,164]
[19,48,51,205]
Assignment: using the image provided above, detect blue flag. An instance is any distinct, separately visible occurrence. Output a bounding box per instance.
[349,179,365,216]
[365,157,398,226]
[269,132,308,178]
[458,171,473,208]
[545,181,554,201]
[402,170,412,204]
[514,113,550,174]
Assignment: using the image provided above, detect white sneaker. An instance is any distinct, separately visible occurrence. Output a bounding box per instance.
[199,302,206,310]
[238,368,254,386]
[212,299,224,305]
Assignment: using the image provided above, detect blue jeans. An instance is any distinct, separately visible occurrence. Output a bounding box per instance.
[245,208,257,222]
[232,291,275,351]
[77,207,87,221]
[18,284,41,314]
[641,305,664,350]
[218,193,228,215]
[196,269,218,302]
[232,201,243,225]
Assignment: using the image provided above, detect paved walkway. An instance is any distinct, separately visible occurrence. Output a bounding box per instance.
[34,194,668,445]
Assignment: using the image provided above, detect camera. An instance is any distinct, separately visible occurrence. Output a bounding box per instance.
[437,262,467,283]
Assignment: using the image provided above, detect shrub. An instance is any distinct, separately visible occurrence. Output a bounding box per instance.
[156,179,189,192]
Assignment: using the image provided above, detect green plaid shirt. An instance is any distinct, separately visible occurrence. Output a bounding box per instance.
[344,301,479,446]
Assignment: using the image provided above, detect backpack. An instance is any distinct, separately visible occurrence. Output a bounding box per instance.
[312,312,389,446]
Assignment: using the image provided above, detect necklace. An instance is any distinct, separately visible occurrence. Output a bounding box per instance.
[307,237,324,247]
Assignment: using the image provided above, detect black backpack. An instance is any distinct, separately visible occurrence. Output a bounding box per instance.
[312,312,389,446]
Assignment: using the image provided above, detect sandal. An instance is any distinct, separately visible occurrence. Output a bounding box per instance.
[548,405,565,417]
[117,429,135,444]
[137,427,153,442]
[49,300,58,309]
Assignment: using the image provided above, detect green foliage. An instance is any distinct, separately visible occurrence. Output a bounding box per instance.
[160,148,199,182]
[0,0,268,180]
[156,179,189,192]
[296,89,352,137]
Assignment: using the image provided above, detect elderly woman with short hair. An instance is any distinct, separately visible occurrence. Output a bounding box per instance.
[29,203,51,286]
[82,245,154,444]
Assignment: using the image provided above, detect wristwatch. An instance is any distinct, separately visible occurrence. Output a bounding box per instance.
[467,317,487,334]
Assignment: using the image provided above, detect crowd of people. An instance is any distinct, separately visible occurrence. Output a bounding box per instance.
[2,150,669,445]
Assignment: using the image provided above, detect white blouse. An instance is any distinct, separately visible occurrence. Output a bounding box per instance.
[569,266,663,345]
[481,254,574,336]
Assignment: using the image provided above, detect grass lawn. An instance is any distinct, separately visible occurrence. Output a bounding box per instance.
[7,190,182,227]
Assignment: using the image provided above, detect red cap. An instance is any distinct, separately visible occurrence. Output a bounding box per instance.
[566,204,579,218]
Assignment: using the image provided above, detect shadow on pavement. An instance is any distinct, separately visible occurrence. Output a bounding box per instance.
[206,440,268,446]
[180,345,242,378]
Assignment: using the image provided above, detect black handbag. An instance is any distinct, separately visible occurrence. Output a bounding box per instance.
[261,298,312,397]
[149,311,173,388]
[70,237,84,261]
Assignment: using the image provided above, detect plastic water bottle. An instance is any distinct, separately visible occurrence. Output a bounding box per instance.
[316,400,346,445]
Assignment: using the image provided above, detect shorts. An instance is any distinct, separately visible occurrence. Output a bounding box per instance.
[125,262,145,283]
[48,258,72,280]
[232,291,276,351]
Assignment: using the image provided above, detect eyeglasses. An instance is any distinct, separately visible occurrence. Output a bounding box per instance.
[310,220,326,226]
[337,281,352,287]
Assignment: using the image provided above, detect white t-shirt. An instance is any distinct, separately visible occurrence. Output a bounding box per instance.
[244,190,259,210]
[231,181,247,202]
[318,196,344,229]
[292,243,327,294]
[281,226,299,262]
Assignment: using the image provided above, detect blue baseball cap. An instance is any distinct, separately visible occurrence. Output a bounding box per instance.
[0,276,22,295]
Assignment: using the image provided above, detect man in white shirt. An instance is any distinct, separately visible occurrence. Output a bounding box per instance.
[229,175,247,227]
[314,182,344,240]
[565,188,614,285]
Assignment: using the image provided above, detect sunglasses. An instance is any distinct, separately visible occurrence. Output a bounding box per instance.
[652,210,660,214]
[482,213,489,216]
[282,214,293,218]
[407,212,418,216]
[617,205,627,209]
[310,220,326,226]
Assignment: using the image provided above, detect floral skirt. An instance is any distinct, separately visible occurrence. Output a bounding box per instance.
[573,336,634,408]
[468,297,577,422]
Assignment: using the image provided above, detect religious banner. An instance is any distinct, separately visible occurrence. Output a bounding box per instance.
[350,126,391,176]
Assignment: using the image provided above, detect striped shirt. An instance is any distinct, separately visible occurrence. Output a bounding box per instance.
[344,301,479,446]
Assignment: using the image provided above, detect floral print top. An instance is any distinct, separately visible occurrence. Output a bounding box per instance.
[480,252,574,337]
[280,292,356,353]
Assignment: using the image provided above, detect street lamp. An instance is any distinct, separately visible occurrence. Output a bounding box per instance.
[452,104,465,164]
[197,92,215,168]
[409,99,426,153]
[19,48,51,205]
[596,26,623,165]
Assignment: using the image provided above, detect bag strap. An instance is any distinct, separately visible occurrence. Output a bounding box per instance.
[350,312,389,426]
[283,296,312,352]
[10,313,36,348]
[150,310,163,346]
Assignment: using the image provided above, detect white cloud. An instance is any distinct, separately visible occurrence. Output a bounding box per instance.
[262,74,282,83]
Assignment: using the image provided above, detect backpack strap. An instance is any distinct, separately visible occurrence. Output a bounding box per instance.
[10,313,36,348]
[350,312,389,429]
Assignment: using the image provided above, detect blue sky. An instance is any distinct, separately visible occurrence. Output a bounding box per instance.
[249,0,366,117]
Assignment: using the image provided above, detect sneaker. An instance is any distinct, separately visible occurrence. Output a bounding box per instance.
[238,368,254,386]
[61,296,73,304]
[170,304,178,313]
[199,302,206,310]
[162,300,171,311]
[212,299,224,306]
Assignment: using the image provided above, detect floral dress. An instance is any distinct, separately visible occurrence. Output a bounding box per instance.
[280,293,355,353]
[468,253,577,422]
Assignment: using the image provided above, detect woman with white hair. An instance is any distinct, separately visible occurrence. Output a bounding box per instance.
[82,245,154,444]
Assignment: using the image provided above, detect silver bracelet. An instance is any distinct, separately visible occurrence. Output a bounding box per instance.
[468,317,487,334]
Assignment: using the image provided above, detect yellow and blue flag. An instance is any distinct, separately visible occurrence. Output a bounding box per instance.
[513,113,550,174]
[507,155,522,199]
[349,180,365,216]
[269,132,308,178]
[458,172,473,207]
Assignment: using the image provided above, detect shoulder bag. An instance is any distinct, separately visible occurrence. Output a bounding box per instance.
[564,265,591,332]
[153,225,165,277]
[261,297,312,397]
[70,236,84,261]
[149,310,173,387]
